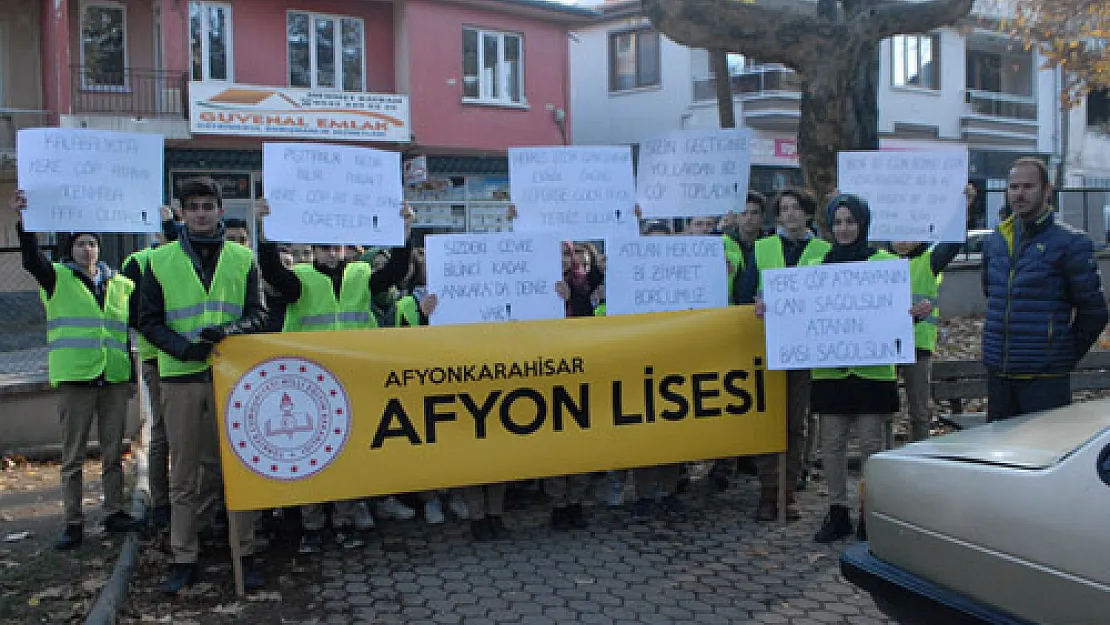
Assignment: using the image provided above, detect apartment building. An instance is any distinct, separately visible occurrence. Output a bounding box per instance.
[569,0,1100,234]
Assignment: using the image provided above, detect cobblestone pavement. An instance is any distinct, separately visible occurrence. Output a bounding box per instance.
[290,471,897,625]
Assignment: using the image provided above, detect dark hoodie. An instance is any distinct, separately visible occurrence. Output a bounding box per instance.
[257,240,412,312]
[138,223,267,381]
[823,194,874,263]
[18,223,134,384]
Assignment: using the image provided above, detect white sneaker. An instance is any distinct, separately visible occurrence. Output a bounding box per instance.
[352,501,376,531]
[424,499,445,525]
[447,494,469,520]
[376,496,416,521]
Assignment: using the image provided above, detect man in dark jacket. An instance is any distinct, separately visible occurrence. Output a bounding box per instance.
[982,157,1108,421]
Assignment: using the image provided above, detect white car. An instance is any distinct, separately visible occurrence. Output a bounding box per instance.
[842,399,1110,625]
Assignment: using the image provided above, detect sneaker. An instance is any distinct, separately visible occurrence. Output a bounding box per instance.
[163,563,198,595]
[606,476,624,507]
[447,494,469,520]
[814,505,853,543]
[424,499,445,525]
[376,496,416,521]
[298,530,324,554]
[352,502,376,531]
[470,518,493,542]
[631,498,654,520]
[104,511,140,533]
[54,524,83,551]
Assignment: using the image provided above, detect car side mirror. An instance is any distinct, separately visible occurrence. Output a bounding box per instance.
[1099,444,1110,488]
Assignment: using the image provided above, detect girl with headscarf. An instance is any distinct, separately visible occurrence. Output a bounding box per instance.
[808,194,930,543]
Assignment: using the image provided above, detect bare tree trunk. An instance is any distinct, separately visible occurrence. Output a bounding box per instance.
[799,41,880,234]
[710,49,736,129]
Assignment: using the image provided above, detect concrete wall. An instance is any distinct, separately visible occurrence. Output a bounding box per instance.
[877,28,967,140]
[0,375,141,455]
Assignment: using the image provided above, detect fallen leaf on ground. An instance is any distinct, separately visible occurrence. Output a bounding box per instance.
[247,591,281,602]
[4,531,33,542]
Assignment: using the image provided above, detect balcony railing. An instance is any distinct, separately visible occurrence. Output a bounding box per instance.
[70,66,187,118]
[0,109,51,160]
[693,67,803,101]
[964,89,1037,121]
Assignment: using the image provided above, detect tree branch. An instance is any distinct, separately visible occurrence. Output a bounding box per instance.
[640,0,846,70]
[865,0,975,40]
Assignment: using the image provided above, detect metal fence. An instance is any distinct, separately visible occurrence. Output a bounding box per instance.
[0,247,51,374]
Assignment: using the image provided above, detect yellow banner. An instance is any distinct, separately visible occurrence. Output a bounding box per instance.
[213,307,785,511]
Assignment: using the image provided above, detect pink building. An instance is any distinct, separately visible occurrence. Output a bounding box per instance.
[28,0,593,238]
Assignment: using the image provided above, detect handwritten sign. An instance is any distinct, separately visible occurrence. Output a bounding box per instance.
[838,149,969,243]
[425,233,564,326]
[605,236,728,316]
[262,142,403,245]
[509,146,638,238]
[17,129,164,233]
[762,259,915,370]
[636,129,752,218]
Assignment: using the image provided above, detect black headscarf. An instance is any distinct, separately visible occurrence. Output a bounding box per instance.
[823,194,875,263]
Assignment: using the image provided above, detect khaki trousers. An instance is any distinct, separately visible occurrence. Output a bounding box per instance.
[142,360,170,509]
[898,353,933,443]
[162,380,253,563]
[821,413,886,507]
[464,484,506,519]
[544,473,591,507]
[756,369,810,488]
[59,384,129,525]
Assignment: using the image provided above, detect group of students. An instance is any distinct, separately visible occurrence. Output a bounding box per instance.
[10,174,953,596]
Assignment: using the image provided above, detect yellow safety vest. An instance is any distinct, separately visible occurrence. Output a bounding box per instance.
[283,262,377,332]
[810,250,899,382]
[909,251,940,352]
[754,235,832,293]
[149,241,252,377]
[41,265,133,386]
[395,294,421,327]
[723,235,743,297]
[124,248,158,362]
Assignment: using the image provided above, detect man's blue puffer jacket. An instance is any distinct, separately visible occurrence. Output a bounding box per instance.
[981,210,1107,374]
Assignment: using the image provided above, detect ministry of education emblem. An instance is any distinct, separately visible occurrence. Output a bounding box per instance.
[225,357,351,481]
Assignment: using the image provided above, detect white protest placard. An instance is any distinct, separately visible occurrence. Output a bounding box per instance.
[635,129,752,218]
[762,259,915,370]
[425,232,564,326]
[605,236,729,316]
[838,149,969,243]
[263,142,403,245]
[509,146,638,238]
[17,128,164,233]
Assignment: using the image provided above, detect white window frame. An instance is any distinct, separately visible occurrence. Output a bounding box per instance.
[890,33,940,91]
[462,27,525,106]
[286,11,366,92]
[190,1,234,82]
[79,0,129,92]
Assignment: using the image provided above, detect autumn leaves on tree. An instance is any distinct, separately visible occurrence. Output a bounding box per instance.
[1005,0,1110,105]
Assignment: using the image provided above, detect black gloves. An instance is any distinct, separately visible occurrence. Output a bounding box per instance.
[199,325,227,344]
[182,341,215,362]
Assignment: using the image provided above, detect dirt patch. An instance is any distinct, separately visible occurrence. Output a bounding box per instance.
[116,513,319,625]
[0,457,128,624]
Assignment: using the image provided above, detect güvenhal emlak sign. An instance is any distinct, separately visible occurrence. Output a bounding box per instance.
[188,82,411,143]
